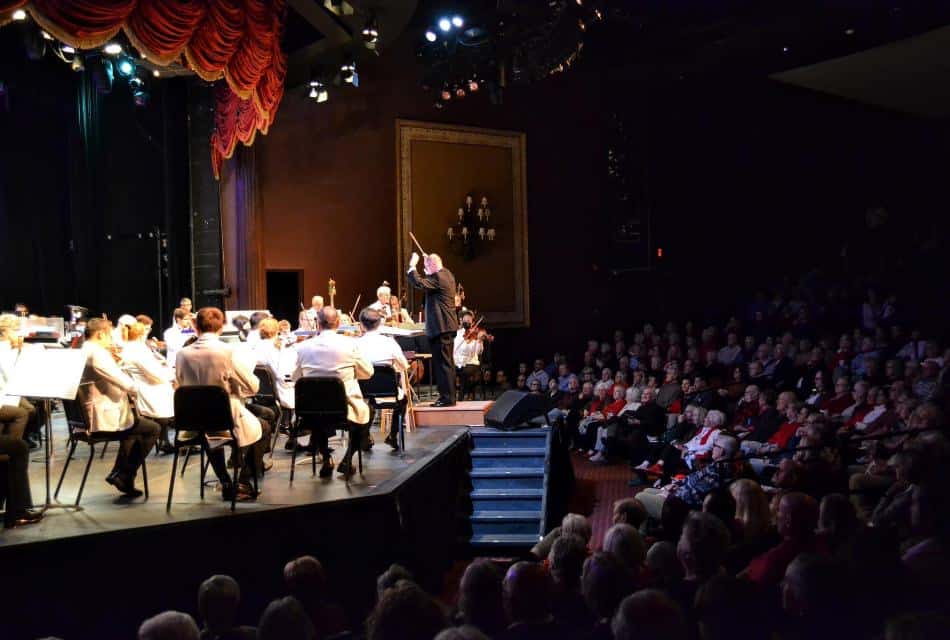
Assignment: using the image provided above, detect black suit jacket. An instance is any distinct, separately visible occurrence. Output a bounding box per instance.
[408,267,459,338]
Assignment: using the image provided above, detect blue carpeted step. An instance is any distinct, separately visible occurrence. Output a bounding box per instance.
[469,533,540,549]
[470,467,544,490]
[470,429,548,450]
[471,447,547,468]
[471,510,543,536]
[471,488,544,510]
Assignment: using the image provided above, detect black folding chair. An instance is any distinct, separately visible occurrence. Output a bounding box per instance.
[253,365,285,455]
[168,385,256,512]
[55,395,149,506]
[290,377,351,482]
[359,365,407,453]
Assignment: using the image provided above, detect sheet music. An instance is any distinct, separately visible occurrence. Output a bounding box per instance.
[4,348,87,400]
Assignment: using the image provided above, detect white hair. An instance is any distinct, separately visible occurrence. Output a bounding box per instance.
[706,409,726,427]
[311,295,323,306]
[376,285,391,299]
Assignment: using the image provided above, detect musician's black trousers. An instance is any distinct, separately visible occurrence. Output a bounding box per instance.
[0,436,33,521]
[113,416,160,480]
[430,332,456,403]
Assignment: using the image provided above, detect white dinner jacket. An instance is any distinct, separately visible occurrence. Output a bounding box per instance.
[252,339,296,409]
[79,342,137,432]
[293,330,374,424]
[121,340,175,419]
[175,333,262,447]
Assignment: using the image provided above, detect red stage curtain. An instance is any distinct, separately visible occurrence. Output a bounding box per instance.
[2,0,287,177]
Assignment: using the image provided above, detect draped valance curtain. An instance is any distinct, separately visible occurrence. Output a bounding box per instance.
[0,0,287,177]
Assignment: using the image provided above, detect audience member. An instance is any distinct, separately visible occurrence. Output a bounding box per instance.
[367,582,447,640]
[456,560,506,637]
[257,597,315,640]
[138,611,201,640]
[611,590,688,640]
[283,556,347,638]
[581,552,636,640]
[197,575,255,640]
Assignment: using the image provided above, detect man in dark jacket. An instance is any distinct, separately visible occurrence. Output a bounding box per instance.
[408,251,459,406]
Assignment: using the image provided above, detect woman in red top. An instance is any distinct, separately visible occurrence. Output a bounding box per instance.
[820,376,854,416]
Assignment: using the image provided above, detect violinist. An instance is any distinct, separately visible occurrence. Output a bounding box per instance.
[454,310,486,401]
[163,307,195,367]
[387,293,412,325]
[369,283,394,319]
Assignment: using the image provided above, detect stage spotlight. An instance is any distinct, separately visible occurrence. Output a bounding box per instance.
[132,89,149,107]
[455,86,465,98]
[309,86,318,99]
[103,42,122,55]
[361,18,379,46]
[152,69,160,77]
[425,30,437,42]
[440,89,451,101]
[71,57,84,72]
[12,9,26,21]
[340,60,358,86]
[41,31,52,40]
[62,44,75,54]
[309,80,329,102]
[438,18,451,32]
[116,57,135,77]
[451,16,463,28]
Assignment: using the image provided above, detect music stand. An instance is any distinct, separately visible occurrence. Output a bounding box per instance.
[5,348,87,512]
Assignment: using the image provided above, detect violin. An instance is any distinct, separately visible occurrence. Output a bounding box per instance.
[463,316,494,343]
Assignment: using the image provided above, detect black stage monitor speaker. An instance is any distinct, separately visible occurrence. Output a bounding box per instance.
[485,391,548,430]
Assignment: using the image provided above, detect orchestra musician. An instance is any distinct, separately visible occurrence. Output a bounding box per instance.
[298,296,324,332]
[407,252,459,407]
[387,293,412,325]
[454,310,485,401]
[79,318,160,498]
[293,307,373,477]
[179,297,193,316]
[164,307,194,367]
[121,321,177,453]
[368,283,393,319]
[0,314,42,449]
[175,307,267,502]
[253,318,296,411]
[358,308,409,452]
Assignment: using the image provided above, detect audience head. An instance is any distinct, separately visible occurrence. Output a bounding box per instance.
[711,434,738,461]
[283,555,328,607]
[318,306,341,331]
[376,564,414,601]
[458,560,506,636]
[548,534,587,591]
[611,590,688,640]
[195,307,225,335]
[503,561,553,625]
[660,496,691,543]
[612,497,647,528]
[645,540,683,587]
[777,492,819,541]
[818,493,858,543]
[368,581,447,640]
[677,512,730,581]
[257,596,315,640]
[702,489,737,532]
[730,479,772,539]
[781,553,843,619]
[695,575,770,640]
[434,626,490,640]
[581,552,635,621]
[561,513,592,546]
[197,575,241,635]
[138,611,200,640]
[602,524,646,575]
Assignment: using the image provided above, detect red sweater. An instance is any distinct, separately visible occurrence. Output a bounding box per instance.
[768,422,801,449]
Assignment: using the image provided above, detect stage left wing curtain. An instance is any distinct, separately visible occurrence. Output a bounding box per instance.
[0,0,287,177]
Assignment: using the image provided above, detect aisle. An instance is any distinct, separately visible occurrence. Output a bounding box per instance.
[568,451,637,549]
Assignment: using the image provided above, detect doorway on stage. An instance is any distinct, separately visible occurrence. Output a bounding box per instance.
[266,270,303,326]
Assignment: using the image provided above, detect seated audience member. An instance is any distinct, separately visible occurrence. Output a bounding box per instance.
[717,332,742,367]
[694,575,773,640]
[79,318,160,497]
[656,367,683,411]
[611,590,688,640]
[612,497,647,529]
[138,611,201,640]
[781,553,850,639]
[732,384,761,429]
[602,524,646,581]
[820,375,854,416]
[726,479,779,572]
[741,492,823,586]
[884,612,950,640]
[376,564,414,601]
[912,359,941,401]
[525,359,549,390]
[497,561,564,640]
[548,535,594,633]
[679,409,726,470]
[197,575,255,640]
[588,384,628,463]
[742,389,783,444]
[531,512,592,560]
[902,482,950,602]
[670,512,731,612]
[637,434,739,519]
[581,552,636,640]
[740,401,804,476]
[839,380,872,430]
[816,493,859,557]
[176,308,266,500]
[645,541,683,590]
[456,560,506,637]
[257,597,315,640]
[283,556,347,639]
[367,582,447,640]
[638,404,704,474]
[435,627,490,640]
[702,488,739,540]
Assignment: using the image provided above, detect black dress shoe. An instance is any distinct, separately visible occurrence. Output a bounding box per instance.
[106,473,143,497]
[337,460,354,476]
[158,441,175,455]
[4,509,44,528]
[319,461,334,478]
[432,399,456,407]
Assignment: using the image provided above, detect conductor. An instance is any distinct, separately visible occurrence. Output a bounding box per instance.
[407,251,458,406]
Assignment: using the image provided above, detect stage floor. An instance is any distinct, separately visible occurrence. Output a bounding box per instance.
[3,413,468,549]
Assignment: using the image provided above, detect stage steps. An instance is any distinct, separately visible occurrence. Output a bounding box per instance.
[414,400,491,427]
[467,427,550,552]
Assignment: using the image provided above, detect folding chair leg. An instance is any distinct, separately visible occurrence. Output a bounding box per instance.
[357,447,363,475]
[166,449,179,511]
[231,448,240,511]
[289,423,298,483]
[76,443,96,506]
[199,447,206,500]
[99,441,108,459]
[55,439,78,499]
[180,446,192,477]
[141,457,149,500]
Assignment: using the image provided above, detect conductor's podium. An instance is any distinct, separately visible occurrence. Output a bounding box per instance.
[413,400,492,427]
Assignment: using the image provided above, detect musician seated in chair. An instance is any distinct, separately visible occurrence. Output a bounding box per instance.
[454,311,484,401]
[79,318,161,497]
[176,308,269,501]
[369,284,394,319]
[293,307,374,477]
[358,308,409,451]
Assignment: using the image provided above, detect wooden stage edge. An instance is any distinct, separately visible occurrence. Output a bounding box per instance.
[413,400,493,427]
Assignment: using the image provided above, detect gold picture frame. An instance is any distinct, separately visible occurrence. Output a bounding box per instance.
[396,119,530,327]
